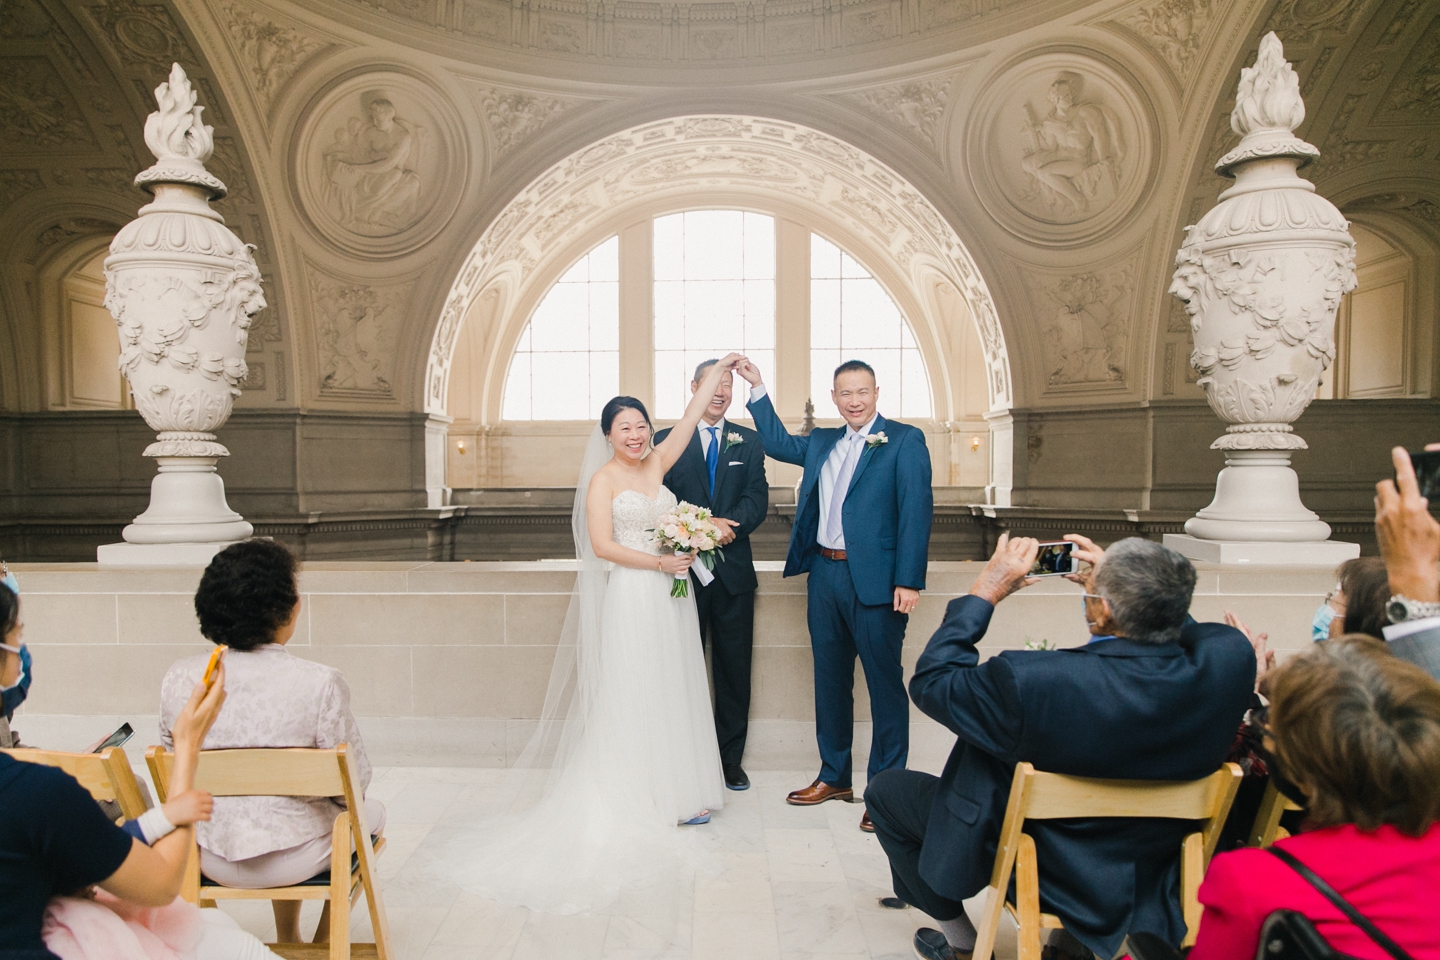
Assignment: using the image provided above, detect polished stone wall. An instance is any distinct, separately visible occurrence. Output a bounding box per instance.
[10,560,1331,771]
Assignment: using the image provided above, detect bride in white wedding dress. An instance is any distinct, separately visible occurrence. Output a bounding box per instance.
[436,354,745,916]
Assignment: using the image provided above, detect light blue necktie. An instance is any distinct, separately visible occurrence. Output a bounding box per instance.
[706,426,719,497]
[826,433,863,545]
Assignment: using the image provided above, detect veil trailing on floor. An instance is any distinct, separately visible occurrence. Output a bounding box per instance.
[513,425,611,777]
[428,425,716,919]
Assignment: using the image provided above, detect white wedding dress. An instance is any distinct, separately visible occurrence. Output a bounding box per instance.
[435,432,724,916]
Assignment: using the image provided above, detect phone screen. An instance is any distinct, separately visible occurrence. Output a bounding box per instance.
[1411,450,1440,500]
[1030,541,1076,577]
[92,722,134,753]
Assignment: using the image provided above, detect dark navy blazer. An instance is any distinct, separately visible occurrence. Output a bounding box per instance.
[655,421,768,596]
[746,392,932,607]
[908,595,1255,958]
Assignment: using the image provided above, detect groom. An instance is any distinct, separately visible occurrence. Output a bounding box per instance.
[656,359,770,791]
[739,358,932,832]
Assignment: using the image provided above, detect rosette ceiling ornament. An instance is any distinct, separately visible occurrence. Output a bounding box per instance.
[99,64,260,561]
[1168,33,1356,549]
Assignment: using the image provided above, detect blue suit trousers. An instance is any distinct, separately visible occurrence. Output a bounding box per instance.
[808,555,909,787]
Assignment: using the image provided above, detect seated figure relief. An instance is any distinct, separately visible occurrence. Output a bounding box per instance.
[321,96,424,234]
[1020,76,1126,219]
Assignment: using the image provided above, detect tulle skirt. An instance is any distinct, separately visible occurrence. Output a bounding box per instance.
[434,566,725,915]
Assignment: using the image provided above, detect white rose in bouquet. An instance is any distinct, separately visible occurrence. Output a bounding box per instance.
[648,501,726,598]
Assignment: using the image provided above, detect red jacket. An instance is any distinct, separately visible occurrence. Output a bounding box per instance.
[1190,822,1440,959]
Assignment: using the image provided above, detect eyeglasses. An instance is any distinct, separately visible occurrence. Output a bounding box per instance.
[1324,588,1346,613]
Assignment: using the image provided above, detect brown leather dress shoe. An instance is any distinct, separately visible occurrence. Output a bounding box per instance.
[785,779,854,805]
[860,810,875,833]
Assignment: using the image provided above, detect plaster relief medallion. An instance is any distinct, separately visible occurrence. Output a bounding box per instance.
[1036,265,1133,389]
[0,57,96,152]
[307,266,419,398]
[967,52,1154,246]
[294,71,466,258]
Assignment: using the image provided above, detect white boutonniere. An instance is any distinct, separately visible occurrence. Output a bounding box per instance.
[723,431,744,452]
[865,432,888,449]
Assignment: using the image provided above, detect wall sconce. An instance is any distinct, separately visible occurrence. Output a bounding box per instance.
[970,436,981,452]
[457,440,467,455]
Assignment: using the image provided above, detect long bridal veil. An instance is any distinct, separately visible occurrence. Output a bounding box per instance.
[430,426,713,920]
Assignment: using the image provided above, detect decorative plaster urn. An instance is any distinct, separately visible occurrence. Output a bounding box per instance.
[100,64,260,557]
[1169,33,1356,545]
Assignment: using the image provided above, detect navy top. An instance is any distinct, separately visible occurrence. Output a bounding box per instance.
[0,754,134,959]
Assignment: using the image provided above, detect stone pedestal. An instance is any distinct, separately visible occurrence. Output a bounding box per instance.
[1164,534,1358,566]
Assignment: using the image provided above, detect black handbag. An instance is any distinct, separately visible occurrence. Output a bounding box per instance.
[1123,848,1416,960]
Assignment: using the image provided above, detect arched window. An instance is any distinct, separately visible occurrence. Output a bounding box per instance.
[810,234,933,419]
[653,210,775,419]
[501,236,619,420]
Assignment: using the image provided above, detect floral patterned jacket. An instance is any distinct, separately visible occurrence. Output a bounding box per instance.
[159,643,372,862]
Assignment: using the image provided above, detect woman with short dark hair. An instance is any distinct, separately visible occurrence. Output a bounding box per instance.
[159,539,384,946]
[1188,637,1440,959]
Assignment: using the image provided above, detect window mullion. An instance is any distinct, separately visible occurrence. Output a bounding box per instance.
[618,219,655,409]
[774,218,810,419]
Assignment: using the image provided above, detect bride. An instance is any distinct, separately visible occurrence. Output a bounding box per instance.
[437,354,746,916]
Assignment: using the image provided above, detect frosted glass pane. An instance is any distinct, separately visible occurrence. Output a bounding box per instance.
[558,254,589,284]
[589,236,619,282]
[654,215,685,281]
[744,281,776,344]
[654,351,689,419]
[841,251,869,279]
[842,281,901,348]
[688,281,744,347]
[900,321,917,349]
[590,351,619,417]
[811,280,841,348]
[515,326,531,352]
[744,213,776,279]
[733,348,773,419]
[589,282,619,350]
[502,353,531,421]
[812,349,841,409]
[902,350,933,418]
[687,210,745,280]
[812,234,842,278]
[531,284,591,349]
[530,353,590,419]
[867,352,902,398]
[654,281,686,349]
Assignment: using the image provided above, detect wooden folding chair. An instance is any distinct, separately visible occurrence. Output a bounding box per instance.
[1247,779,1303,848]
[971,762,1243,960]
[4,747,150,820]
[147,744,392,960]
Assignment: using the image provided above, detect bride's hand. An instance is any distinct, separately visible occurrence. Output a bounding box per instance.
[716,352,745,371]
[659,552,694,575]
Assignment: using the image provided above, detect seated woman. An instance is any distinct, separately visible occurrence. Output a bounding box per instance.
[0,579,277,960]
[159,539,385,945]
[1314,556,1390,641]
[1188,637,1440,959]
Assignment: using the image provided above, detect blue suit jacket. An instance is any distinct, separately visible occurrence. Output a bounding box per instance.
[907,596,1255,958]
[746,392,932,606]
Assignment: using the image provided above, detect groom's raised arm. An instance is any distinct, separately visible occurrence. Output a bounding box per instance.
[744,387,809,466]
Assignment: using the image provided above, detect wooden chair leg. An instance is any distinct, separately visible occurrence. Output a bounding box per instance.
[1016,834,1043,960]
[971,885,1005,960]
[329,815,351,960]
[1180,832,1203,948]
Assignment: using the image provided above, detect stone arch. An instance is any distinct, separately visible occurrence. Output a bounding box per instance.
[425,115,1013,424]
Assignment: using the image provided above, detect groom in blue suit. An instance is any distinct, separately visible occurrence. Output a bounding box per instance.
[738,358,932,831]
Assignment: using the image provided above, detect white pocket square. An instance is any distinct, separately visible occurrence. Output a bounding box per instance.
[728,461,744,466]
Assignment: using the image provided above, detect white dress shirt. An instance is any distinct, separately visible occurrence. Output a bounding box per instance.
[749,383,875,551]
[698,418,726,459]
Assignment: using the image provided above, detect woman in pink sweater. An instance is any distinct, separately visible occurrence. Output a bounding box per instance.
[1189,637,1440,960]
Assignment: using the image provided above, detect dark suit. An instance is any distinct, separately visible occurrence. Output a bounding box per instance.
[656,421,768,765]
[747,391,933,786]
[1389,621,1440,680]
[867,596,1254,959]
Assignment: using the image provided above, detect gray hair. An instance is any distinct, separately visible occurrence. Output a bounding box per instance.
[692,358,720,383]
[1093,538,1197,644]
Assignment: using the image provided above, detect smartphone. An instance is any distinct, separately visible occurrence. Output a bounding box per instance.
[92,722,134,753]
[1030,540,1078,577]
[202,645,225,689]
[1411,450,1440,500]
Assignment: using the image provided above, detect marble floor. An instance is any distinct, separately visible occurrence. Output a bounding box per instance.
[206,766,1020,960]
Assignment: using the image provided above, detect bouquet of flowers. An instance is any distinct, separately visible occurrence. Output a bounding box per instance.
[649,501,725,599]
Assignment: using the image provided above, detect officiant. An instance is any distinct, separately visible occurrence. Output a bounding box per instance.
[656,359,770,791]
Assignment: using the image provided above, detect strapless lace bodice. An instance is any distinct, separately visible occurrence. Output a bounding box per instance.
[612,486,677,555]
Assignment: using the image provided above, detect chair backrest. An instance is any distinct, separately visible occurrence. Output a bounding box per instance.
[4,747,150,820]
[1015,762,1242,861]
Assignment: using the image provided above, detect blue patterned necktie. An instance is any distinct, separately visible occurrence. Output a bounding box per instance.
[706,426,719,497]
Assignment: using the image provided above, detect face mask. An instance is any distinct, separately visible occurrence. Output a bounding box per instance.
[1311,603,1336,642]
[0,642,24,694]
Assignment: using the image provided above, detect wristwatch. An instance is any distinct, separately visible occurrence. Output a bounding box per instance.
[1386,594,1440,623]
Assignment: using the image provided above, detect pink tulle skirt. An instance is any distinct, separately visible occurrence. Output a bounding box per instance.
[42,891,203,960]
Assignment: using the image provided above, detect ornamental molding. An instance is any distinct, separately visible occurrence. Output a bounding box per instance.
[469,82,595,163]
[1105,0,1219,89]
[827,71,962,153]
[219,2,336,119]
[1018,251,1141,394]
[426,115,1011,418]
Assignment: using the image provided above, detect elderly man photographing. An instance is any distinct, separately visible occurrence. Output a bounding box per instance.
[868,534,1256,960]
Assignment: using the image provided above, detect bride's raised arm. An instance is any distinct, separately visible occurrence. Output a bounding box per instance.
[652,352,745,474]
